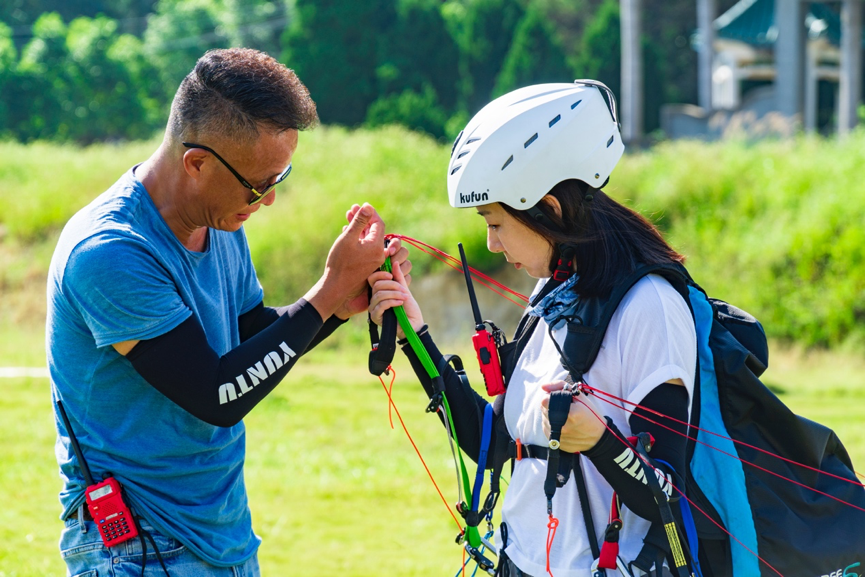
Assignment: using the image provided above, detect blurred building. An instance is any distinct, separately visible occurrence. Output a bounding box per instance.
[655,0,863,140]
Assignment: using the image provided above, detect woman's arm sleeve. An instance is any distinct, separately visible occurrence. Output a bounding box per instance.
[583,383,689,523]
[400,330,490,463]
[127,299,323,427]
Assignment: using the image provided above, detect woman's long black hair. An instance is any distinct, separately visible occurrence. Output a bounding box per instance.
[501,179,685,298]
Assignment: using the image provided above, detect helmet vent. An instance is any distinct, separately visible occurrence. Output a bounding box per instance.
[549,114,561,128]
[450,130,464,158]
[502,155,514,171]
[457,150,469,159]
[524,133,538,148]
[571,99,582,110]
[607,135,615,148]
[466,137,481,145]
[450,164,462,176]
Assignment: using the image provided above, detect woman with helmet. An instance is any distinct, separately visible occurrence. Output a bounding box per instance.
[369,81,698,577]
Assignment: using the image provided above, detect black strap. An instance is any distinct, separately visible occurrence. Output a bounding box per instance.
[543,390,572,511]
[368,307,398,376]
[632,434,690,577]
[573,454,602,561]
[559,263,691,381]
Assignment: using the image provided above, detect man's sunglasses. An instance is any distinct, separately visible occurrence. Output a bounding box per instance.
[182,142,292,205]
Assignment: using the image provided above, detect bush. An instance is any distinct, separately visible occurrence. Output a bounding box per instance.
[365,85,449,139]
[4,129,865,350]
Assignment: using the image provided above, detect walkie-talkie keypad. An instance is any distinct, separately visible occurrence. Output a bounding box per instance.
[100,511,131,541]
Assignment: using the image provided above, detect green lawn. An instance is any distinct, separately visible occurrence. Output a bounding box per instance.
[1,328,863,576]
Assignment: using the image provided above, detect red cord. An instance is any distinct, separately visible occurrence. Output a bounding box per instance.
[576,397,785,576]
[582,383,865,494]
[378,368,464,532]
[387,234,530,307]
[545,513,559,577]
[378,368,397,429]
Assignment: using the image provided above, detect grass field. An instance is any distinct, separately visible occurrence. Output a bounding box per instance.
[1,322,864,577]
[2,128,865,575]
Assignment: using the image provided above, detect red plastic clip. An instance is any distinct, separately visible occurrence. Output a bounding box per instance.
[515,438,523,461]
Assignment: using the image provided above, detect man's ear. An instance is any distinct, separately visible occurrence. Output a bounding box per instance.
[540,194,563,219]
[181,148,207,180]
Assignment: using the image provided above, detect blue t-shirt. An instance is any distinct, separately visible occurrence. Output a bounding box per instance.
[47,167,265,566]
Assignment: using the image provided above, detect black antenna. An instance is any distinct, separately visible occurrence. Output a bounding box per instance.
[56,399,95,486]
[458,243,484,330]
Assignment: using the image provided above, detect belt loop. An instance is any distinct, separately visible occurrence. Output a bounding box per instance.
[78,505,87,533]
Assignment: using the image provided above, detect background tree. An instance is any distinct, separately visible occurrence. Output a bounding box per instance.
[365,0,460,138]
[143,0,231,106]
[12,12,72,140]
[0,23,17,138]
[442,0,525,115]
[493,1,573,97]
[282,0,397,125]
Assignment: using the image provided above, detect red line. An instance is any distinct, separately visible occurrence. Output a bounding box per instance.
[388,234,530,305]
[582,383,865,490]
[584,390,865,515]
[378,371,464,532]
[576,397,785,577]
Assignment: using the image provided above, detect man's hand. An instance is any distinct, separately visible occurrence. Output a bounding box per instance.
[305,203,389,320]
[328,205,412,320]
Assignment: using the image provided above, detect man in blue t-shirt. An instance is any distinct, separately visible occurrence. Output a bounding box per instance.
[47,48,410,576]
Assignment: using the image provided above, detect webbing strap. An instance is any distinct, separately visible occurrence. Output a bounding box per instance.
[472,403,494,511]
[573,454,602,562]
[632,435,690,577]
[543,391,572,507]
[656,458,703,577]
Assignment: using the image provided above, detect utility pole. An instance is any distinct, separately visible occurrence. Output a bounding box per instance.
[839,0,863,134]
[621,0,643,144]
[697,0,716,110]
[774,0,805,120]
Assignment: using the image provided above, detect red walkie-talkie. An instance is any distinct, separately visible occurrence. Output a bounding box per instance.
[458,243,506,396]
[57,399,139,547]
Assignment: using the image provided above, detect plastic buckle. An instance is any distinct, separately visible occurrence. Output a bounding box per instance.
[552,268,571,282]
[465,544,497,575]
[515,438,523,461]
[425,393,443,414]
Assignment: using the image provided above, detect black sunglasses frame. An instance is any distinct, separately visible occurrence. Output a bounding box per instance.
[182,142,292,205]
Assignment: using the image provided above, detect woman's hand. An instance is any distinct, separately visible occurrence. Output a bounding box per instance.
[368,251,424,339]
[540,381,608,453]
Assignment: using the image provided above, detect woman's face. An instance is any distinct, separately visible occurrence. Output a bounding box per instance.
[476,202,554,279]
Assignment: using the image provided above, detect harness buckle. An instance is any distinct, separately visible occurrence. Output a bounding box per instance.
[515,438,523,461]
[465,544,496,575]
[425,393,443,413]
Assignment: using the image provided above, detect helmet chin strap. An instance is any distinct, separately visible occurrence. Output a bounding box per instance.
[523,205,576,282]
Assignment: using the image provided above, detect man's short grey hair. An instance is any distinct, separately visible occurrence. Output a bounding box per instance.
[168,48,318,142]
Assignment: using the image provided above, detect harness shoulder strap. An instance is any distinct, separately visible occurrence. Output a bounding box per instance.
[561,263,691,381]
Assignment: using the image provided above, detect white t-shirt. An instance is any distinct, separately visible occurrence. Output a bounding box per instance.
[500,274,697,577]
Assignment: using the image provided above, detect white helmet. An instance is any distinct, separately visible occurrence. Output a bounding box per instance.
[447,80,624,210]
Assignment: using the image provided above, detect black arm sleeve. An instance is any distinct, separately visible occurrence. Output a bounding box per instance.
[238,300,347,350]
[127,299,323,427]
[583,383,689,523]
[400,331,491,463]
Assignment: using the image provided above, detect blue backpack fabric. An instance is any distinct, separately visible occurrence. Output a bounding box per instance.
[514,262,865,576]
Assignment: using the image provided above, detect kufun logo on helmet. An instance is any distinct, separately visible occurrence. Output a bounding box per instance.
[447,79,624,214]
